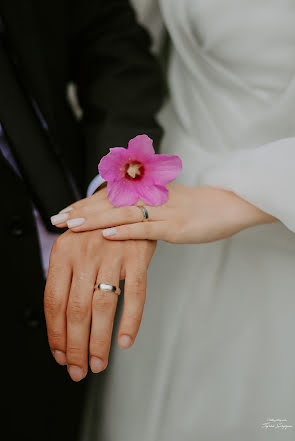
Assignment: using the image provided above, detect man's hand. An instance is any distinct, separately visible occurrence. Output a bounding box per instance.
[44,229,156,382]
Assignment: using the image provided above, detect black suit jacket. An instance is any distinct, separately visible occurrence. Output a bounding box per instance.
[0,1,164,440]
[0,0,164,222]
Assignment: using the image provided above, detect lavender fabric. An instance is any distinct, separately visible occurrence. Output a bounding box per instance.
[0,14,102,275]
[1,122,102,275]
[0,122,59,275]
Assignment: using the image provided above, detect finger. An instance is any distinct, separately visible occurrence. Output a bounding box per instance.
[66,266,97,382]
[66,204,165,232]
[44,239,72,366]
[50,199,88,228]
[89,260,121,373]
[101,221,169,241]
[117,262,147,349]
[50,187,110,228]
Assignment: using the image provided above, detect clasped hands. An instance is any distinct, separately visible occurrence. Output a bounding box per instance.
[45,183,277,381]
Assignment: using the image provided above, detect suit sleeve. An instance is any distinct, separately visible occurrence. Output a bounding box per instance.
[69,0,165,187]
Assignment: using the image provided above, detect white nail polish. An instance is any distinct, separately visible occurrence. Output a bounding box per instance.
[50,213,69,225]
[67,218,85,228]
[102,227,117,237]
[59,206,73,214]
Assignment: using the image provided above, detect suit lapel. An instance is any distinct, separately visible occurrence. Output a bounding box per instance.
[0,0,78,223]
[0,0,55,128]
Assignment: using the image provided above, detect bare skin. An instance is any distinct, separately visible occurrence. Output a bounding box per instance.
[44,230,156,382]
[56,184,278,243]
[46,184,278,382]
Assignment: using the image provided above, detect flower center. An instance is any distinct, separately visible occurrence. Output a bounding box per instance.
[125,161,144,180]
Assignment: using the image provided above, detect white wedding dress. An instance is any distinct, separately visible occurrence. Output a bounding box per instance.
[83,1,295,439]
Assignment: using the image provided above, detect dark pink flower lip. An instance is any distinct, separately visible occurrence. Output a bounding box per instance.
[98,134,182,207]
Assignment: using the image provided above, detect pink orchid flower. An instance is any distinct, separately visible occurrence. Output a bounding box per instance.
[98,134,182,207]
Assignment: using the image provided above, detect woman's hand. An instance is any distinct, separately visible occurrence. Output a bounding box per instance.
[52,184,278,244]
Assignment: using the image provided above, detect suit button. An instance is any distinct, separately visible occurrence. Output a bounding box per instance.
[9,216,24,236]
[24,306,41,328]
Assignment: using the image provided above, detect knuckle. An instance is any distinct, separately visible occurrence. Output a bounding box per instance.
[90,337,109,352]
[73,271,92,285]
[131,273,145,292]
[47,330,64,347]
[124,206,136,219]
[128,287,145,302]
[92,292,116,313]
[134,260,148,276]
[44,292,64,317]
[90,188,106,202]
[67,298,90,322]
[80,232,101,256]
[124,310,142,328]
[90,344,110,365]
[52,233,69,251]
[81,238,94,256]
[70,202,84,214]
[51,236,62,253]
[67,198,85,210]
[66,345,84,363]
[108,254,122,268]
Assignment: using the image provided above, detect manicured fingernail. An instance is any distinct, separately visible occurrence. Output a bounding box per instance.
[102,227,117,237]
[68,365,84,382]
[90,357,105,373]
[50,213,69,225]
[59,206,73,214]
[119,335,132,348]
[54,350,67,366]
[67,218,85,228]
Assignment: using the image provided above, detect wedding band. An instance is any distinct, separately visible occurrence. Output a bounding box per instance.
[138,205,149,222]
[94,283,121,295]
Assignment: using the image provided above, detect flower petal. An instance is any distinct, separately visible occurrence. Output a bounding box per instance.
[145,154,182,185]
[98,148,129,181]
[137,182,169,206]
[107,181,139,207]
[128,134,155,160]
